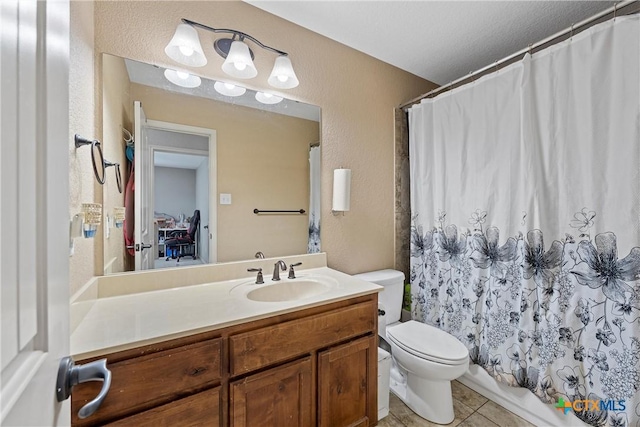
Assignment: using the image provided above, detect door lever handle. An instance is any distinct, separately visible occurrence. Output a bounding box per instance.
[56,356,112,419]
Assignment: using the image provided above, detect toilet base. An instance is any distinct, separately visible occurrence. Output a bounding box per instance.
[390,364,455,425]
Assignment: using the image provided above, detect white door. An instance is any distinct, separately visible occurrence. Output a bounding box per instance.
[196,160,210,263]
[208,149,216,263]
[1,1,70,424]
[134,101,153,270]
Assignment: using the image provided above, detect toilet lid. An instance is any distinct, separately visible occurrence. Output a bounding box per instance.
[386,320,469,365]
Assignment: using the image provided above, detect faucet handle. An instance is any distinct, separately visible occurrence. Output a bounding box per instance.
[247,268,264,284]
[288,262,302,279]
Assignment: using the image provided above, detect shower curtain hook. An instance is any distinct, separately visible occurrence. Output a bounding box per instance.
[613,2,617,21]
[528,44,533,56]
[570,24,574,40]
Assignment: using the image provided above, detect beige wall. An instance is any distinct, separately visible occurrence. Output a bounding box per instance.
[130,83,318,262]
[69,0,436,294]
[70,1,97,295]
[102,55,132,274]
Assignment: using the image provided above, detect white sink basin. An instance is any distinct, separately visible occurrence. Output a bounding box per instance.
[246,280,330,302]
[230,275,339,303]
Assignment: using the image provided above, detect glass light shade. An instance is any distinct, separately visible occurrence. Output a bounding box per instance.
[164,24,207,67]
[268,55,299,89]
[164,69,202,88]
[213,81,247,97]
[221,40,258,79]
[255,92,283,105]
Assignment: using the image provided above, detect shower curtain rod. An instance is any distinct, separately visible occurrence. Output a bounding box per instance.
[400,0,640,110]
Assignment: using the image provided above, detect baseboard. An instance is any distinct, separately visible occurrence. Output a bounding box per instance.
[458,366,588,427]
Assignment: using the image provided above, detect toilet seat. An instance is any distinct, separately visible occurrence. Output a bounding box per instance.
[386,321,469,366]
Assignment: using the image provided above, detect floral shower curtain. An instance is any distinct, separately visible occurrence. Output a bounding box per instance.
[408,17,640,427]
[308,145,321,253]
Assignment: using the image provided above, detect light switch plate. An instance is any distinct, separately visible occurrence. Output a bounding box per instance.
[220,193,232,205]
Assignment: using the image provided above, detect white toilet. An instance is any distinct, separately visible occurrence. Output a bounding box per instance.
[354,270,470,425]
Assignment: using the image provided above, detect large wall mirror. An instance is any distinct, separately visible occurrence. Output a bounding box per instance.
[102,54,321,275]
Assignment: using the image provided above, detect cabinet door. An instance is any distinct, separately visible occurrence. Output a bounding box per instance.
[230,357,312,427]
[107,387,220,426]
[318,335,377,427]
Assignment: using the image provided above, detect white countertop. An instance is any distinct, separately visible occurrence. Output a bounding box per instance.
[71,267,381,360]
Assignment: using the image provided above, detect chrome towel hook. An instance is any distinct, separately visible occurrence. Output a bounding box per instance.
[104,160,122,193]
[75,134,105,185]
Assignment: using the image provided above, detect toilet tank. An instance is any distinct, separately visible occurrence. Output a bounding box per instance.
[354,270,405,324]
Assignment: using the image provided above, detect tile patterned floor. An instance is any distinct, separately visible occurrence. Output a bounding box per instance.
[378,381,535,427]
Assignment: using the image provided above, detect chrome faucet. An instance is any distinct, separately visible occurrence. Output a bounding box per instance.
[272,260,287,281]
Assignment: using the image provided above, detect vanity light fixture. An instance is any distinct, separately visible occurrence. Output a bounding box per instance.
[213,81,246,97]
[164,69,202,88]
[165,19,299,88]
[255,91,283,105]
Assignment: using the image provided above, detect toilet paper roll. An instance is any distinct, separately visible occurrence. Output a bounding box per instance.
[332,169,351,211]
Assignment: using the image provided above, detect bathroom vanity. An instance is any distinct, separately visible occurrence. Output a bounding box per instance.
[70,255,381,426]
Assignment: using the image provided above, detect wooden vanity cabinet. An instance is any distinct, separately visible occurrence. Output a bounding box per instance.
[107,387,221,427]
[72,294,378,427]
[72,337,223,426]
[230,357,313,427]
[318,336,377,427]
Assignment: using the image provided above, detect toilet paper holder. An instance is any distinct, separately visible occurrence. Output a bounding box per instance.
[332,168,351,215]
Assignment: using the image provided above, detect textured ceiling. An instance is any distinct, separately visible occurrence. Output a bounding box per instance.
[246,1,614,85]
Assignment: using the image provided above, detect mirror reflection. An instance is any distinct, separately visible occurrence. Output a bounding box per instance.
[101,54,321,275]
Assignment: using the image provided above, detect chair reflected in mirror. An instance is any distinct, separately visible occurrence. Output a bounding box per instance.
[165,209,200,262]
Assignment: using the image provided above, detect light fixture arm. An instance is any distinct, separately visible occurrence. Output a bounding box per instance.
[181,18,288,57]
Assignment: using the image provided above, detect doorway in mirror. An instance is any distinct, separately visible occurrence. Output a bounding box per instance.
[145,123,217,270]
[153,147,208,269]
